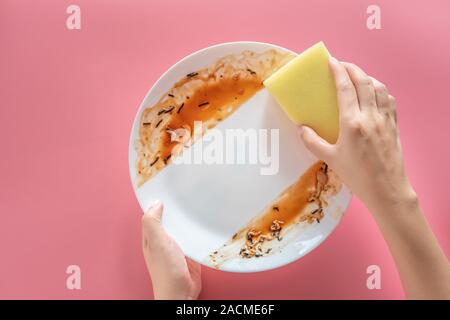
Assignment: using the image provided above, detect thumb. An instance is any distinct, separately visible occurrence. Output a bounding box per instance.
[141,200,165,245]
[298,126,334,161]
[145,200,163,222]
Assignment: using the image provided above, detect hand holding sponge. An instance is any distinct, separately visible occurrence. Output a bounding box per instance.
[264,42,339,144]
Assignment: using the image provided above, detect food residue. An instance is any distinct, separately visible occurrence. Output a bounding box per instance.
[208,161,342,265]
[135,49,294,186]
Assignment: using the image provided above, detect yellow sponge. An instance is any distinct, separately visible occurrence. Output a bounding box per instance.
[264,42,339,144]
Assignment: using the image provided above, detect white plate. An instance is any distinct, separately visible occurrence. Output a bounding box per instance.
[129,41,352,272]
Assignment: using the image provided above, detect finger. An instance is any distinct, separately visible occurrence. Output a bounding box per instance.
[370,77,390,113]
[186,258,202,280]
[329,57,360,118]
[141,200,186,275]
[299,126,335,162]
[342,62,376,114]
[388,94,398,124]
[141,200,187,264]
[142,200,165,249]
[186,258,201,273]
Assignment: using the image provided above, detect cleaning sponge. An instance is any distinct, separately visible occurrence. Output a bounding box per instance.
[264,42,339,144]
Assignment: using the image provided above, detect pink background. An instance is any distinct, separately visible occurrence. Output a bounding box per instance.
[0,0,449,299]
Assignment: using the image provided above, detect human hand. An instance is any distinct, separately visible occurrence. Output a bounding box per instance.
[299,57,417,215]
[141,200,202,300]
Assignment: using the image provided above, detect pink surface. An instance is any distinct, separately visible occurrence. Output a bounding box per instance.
[0,0,449,299]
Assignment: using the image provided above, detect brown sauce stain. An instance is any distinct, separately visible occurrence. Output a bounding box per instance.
[135,49,294,187]
[251,161,324,234]
[159,77,263,160]
[208,161,340,260]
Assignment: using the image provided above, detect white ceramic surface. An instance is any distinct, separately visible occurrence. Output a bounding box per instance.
[128,41,352,272]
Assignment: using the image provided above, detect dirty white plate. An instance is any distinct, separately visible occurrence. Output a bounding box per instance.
[129,41,351,272]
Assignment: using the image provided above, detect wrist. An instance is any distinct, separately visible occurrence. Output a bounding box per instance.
[368,183,419,219]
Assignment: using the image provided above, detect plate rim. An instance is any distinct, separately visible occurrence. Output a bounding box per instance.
[128,41,351,273]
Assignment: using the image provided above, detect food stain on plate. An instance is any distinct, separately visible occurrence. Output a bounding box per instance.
[133,46,346,269]
[207,161,342,268]
[135,49,294,186]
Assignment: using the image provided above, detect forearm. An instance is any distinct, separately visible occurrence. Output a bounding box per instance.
[300,58,449,299]
[370,193,450,299]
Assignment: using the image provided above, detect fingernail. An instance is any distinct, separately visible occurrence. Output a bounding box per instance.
[330,56,338,63]
[146,200,162,214]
